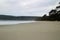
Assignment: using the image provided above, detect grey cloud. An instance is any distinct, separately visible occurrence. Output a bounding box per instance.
[0,0,60,16]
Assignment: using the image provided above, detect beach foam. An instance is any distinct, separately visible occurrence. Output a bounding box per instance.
[0,21,36,25]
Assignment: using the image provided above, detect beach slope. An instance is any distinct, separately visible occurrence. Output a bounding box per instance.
[0,21,60,40]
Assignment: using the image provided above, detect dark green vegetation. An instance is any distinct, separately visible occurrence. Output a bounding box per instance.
[37,2,60,21]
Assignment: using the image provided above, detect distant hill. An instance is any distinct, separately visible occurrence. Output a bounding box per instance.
[0,15,41,21]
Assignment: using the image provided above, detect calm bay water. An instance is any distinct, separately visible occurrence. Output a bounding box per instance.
[0,20,36,25]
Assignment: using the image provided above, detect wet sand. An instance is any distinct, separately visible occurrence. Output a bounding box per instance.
[0,21,60,40]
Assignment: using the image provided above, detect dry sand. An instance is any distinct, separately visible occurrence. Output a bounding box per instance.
[0,21,60,40]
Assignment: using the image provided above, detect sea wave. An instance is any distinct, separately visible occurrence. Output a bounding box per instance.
[0,21,36,25]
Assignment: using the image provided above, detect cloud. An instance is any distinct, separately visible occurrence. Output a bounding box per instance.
[0,0,60,16]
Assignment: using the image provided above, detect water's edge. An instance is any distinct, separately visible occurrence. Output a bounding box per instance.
[0,21,36,25]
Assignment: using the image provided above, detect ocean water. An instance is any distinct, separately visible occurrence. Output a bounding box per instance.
[0,20,36,25]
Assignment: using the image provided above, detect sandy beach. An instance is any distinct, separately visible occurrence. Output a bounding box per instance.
[0,21,60,40]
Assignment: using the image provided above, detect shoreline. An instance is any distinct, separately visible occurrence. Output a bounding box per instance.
[0,21,36,25]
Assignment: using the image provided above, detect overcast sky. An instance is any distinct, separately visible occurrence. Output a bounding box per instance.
[0,0,60,16]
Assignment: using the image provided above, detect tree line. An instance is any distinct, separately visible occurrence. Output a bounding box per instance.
[36,2,60,21]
